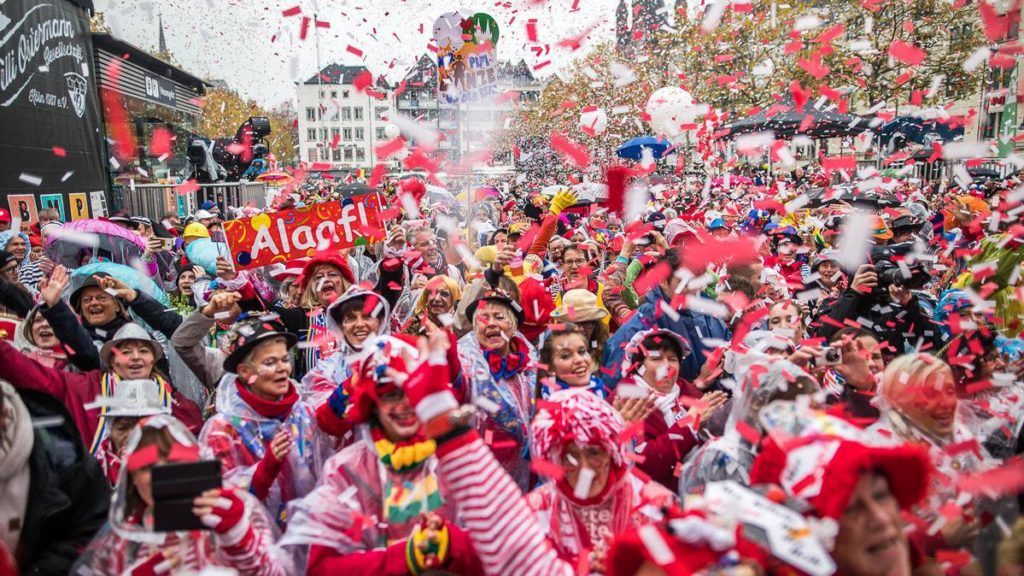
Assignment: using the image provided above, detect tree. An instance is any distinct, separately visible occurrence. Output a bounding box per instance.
[198,88,297,167]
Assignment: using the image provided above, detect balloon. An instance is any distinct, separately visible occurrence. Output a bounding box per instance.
[383,124,401,140]
[433,12,465,52]
[646,87,700,138]
[68,262,170,306]
[185,238,229,276]
[579,108,608,136]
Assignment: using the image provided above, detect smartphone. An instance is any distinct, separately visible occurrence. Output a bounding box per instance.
[152,460,222,532]
[154,237,176,252]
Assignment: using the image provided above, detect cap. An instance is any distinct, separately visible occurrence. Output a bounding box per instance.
[99,323,165,367]
[465,288,524,323]
[0,208,10,224]
[194,209,217,220]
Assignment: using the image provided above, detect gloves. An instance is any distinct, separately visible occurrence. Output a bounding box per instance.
[549,189,578,216]
[201,489,252,547]
[403,351,460,438]
[249,440,286,500]
[129,552,172,576]
[327,383,350,420]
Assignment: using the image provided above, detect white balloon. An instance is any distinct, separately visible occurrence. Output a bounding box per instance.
[579,108,608,136]
[383,124,401,140]
[646,86,700,138]
[433,12,465,52]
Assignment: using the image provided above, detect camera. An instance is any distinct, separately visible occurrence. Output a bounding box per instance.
[869,245,930,296]
[183,116,272,183]
[810,347,842,368]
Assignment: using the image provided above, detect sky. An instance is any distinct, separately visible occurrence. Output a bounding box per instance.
[96,0,626,109]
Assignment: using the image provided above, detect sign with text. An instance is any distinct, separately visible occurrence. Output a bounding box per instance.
[434,11,499,104]
[0,0,106,197]
[142,72,176,107]
[223,195,385,271]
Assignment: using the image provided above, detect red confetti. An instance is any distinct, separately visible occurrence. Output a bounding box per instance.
[550,132,591,167]
[281,5,301,17]
[888,40,926,66]
[605,165,630,215]
[52,146,66,157]
[346,45,364,57]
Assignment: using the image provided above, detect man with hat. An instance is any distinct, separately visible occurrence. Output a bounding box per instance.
[199,313,327,528]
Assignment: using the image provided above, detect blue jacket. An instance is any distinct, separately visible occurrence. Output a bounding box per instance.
[601,286,732,388]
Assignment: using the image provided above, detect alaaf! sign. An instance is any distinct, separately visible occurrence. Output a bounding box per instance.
[223,196,386,271]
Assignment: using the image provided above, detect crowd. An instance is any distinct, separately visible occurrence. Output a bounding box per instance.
[0,168,1022,576]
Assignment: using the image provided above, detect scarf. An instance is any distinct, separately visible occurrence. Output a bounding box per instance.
[371,427,444,527]
[234,379,299,420]
[90,373,173,455]
[303,310,337,376]
[543,376,610,400]
[0,383,33,554]
[548,466,631,560]
[634,377,681,426]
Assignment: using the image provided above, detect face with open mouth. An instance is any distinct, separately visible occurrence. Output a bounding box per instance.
[240,339,293,400]
[79,286,119,326]
[549,333,592,387]
[313,265,346,304]
[110,340,156,380]
[834,472,912,576]
[342,309,381,348]
[889,365,958,439]
[31,313,58,349]
[177,270,196,296]
[473,302,515,353]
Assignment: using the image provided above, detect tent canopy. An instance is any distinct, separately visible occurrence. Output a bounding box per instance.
[717,96,872,141]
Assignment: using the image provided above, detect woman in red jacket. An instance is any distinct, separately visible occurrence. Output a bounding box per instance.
[0,321,203,455]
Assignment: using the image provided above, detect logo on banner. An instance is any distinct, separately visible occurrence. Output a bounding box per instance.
[65,72,86,117]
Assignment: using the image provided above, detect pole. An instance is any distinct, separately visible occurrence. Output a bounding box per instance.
[312,0,325,165]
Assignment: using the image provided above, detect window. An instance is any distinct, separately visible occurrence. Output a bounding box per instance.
[342,107,352,121]
[344,148,353,161]
[983,111,1003,140]
[307,148,317,162]
[343,90,350,98]
[319,128,328,140]
[331,127,340,140]
[319,148,329,161]
[331,90,337,98]
[375,127,385,140]
[356,148,366,162]
[354,107,364,121]
[343,128,353,141]
[332,148,342,161]
[355,128,364,141]
[305,107,316,121]
[307,128,316,140]
[330,109,339,121]
[375,106,389,120]
[319,90,325,98]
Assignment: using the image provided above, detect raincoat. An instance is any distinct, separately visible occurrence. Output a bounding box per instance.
[678,357,819,495]
[199,374,331,528]
[456,330,537,491]
[301,286,392,408]
[71,416,292,575]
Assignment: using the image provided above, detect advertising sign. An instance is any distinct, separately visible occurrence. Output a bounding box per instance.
[434,11,499,104]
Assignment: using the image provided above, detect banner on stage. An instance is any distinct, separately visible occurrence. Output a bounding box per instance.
[223,196,385,270]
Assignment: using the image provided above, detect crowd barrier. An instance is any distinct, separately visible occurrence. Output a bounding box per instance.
[112,182,268,222]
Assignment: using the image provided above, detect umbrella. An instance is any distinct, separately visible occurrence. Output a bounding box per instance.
[877,116,964,150]
[67,262,171,306]
[805,186,900,209]
[45,219,147,269]
[718,96,871,141]
[968,167,1003,181]
[338,183,373,198]
[256,171,293,184]
[616,136,672,160]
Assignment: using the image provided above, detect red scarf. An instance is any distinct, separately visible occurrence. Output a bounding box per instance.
[234,379,299,419]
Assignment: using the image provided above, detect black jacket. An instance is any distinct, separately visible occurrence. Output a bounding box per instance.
[812,289,941,355]
[15,391,110,575]
[0,275,33,318]
[41,292,183,372]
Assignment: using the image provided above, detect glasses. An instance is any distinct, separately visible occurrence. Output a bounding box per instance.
[81,294,114,305]
[563,258,587,267]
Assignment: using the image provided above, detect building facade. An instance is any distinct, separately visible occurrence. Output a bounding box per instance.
[296,64,396,171]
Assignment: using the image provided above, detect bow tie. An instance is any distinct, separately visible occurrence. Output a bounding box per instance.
[484,349,526,380]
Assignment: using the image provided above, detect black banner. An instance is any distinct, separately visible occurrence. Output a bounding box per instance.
[0,0,106,223]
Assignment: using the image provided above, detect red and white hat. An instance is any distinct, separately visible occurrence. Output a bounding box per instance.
[750,435,931,520]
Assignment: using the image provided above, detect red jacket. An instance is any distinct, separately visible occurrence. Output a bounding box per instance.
[0,340,204,447]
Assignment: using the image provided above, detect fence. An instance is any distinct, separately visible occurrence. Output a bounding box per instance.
[111,182,269,222]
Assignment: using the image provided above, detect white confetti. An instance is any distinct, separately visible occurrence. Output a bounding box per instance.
[572,467,595,499]
[18,173,42,186]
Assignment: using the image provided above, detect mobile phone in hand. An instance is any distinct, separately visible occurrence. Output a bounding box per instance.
[151,460,222,532]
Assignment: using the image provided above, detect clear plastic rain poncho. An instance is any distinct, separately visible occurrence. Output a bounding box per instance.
[198,373,332,528]
[71,415,292,575]
[280,424,463,568]
[678,355,820,495]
